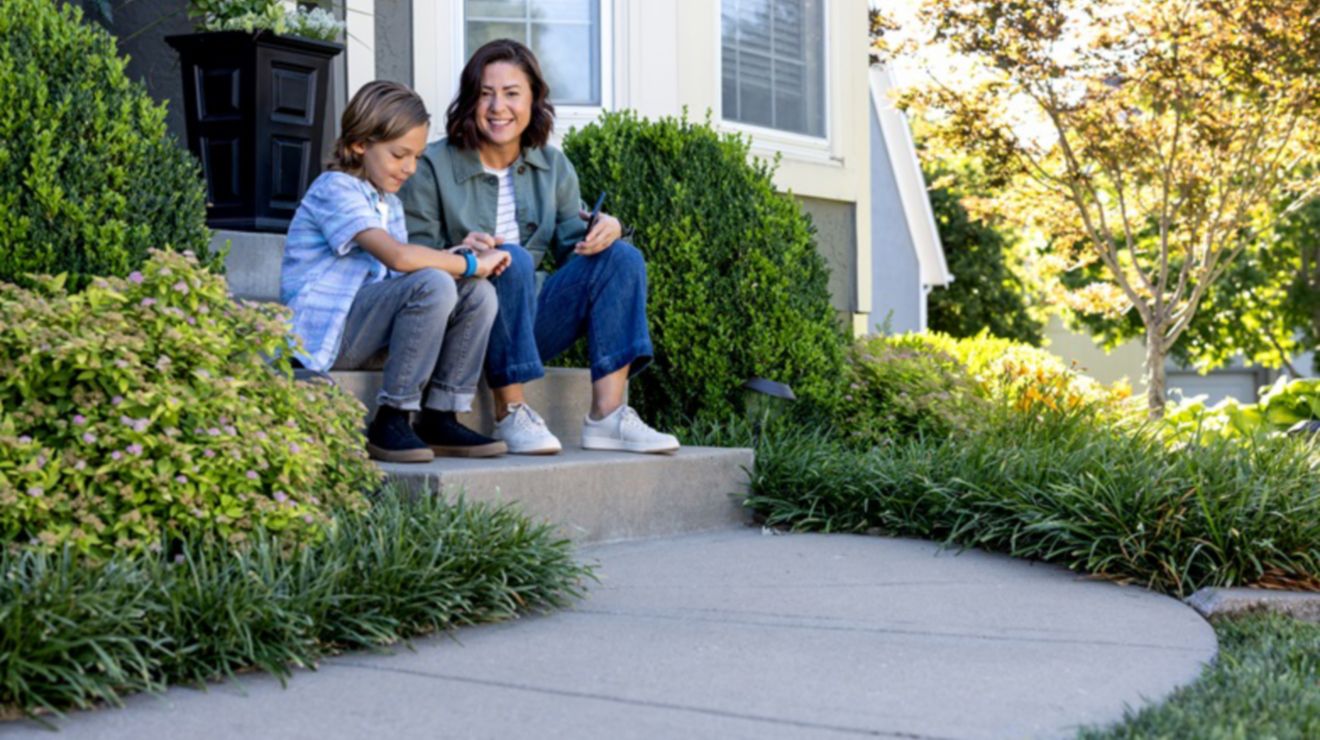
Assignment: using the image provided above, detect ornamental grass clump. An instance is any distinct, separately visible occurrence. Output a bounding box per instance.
[0,250,379,558]
[0,491,592,721]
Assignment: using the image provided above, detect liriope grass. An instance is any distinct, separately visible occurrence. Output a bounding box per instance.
[0,490,592,721]
[686,410,1320,597]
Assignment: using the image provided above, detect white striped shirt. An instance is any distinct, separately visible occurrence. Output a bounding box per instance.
[484,165,520,245]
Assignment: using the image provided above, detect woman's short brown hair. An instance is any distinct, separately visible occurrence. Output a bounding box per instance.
[329,80,430,174]
[446,39,555,150]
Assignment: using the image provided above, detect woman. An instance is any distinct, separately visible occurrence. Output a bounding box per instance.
[400,39,678,455]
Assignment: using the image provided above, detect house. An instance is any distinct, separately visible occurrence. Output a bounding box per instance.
[88,0,947,337]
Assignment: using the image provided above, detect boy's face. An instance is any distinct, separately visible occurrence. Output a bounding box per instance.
[353,123,429,194]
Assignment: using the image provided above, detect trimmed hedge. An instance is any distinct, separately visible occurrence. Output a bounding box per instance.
[0,0,213,287]
[562,111,849,426]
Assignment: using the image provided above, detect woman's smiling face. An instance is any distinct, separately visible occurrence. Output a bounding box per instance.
[476,61,532,152]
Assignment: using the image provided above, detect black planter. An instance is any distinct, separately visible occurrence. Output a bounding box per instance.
[167,31,343,233]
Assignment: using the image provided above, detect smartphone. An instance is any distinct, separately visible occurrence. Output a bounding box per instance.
[586,191,607,232]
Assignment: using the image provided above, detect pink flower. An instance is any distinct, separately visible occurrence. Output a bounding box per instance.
[289,442,301,454]
[17,435,31,444]
[140,297,157,307]
[133,419,150,433]
[35,455,46,467]
[73,415,87,425]
[175,475,188,484]
[82,432,97,444]
[159,267,172,276]
[203,448,216,458]
[127,443,143,455]
[246,470,259,481]
[74,460,86,471]
[111,451,122,461]
[172,281,189,294]
[208,428,221,436]
[303,515,314,524]
[274,491,289,503]
[129,271,144,284]
[111,395,124,406]
[27,486,42,497]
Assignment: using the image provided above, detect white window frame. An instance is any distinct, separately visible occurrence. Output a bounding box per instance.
[452,0,614,136]
[715,0,836,165]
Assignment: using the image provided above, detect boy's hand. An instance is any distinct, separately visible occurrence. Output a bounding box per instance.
[575,212,622,256]
[461,232,504,251]
[476,249,511,277]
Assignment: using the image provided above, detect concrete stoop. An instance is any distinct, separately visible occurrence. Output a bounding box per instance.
[217,229,756,544]
[383,447,754,543]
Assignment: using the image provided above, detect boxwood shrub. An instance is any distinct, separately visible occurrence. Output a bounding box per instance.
[562,111,849,426]
[0,0,213,287]
[0,250,380,558]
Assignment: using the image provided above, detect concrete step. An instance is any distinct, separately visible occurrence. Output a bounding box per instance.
[333,367,604,446]
[217,228,751,545]
[382,446,754,544]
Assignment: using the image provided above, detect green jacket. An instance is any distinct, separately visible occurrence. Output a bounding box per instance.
[399,138,587,270]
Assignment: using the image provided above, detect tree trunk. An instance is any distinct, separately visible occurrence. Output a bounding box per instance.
[1146,328,1168,419]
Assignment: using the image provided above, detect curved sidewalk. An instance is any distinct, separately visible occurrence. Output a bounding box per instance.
[12,530,1217,739]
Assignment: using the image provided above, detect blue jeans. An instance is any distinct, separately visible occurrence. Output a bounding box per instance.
[485,241,653,387]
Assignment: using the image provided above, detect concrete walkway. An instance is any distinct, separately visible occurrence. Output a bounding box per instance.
[9,530,1217,739]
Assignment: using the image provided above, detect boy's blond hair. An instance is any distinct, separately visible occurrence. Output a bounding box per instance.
[328,81,429,174]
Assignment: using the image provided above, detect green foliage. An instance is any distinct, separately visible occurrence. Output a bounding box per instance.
[739,408,1320,597]
[921,152,1043,345]
[1081,615,1320,739]
[842,331,1133,447]
[189,1,345,41]
[562,110,849,426]
[1068,195,1320,376]
[0,250,380,558]
[0,490,592,720]
[1165,377,1320,442]
[0,0,213,288]
[843,338,988,445]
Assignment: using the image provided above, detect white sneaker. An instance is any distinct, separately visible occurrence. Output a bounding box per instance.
[581,406,680,454]
[492,403,562,455]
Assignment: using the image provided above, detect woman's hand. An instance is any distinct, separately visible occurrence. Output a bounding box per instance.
[461,231,504,251]
[475,249,511,277]
[575,212,622,256]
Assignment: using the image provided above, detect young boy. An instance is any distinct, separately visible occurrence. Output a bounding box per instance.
[282,81,511,463]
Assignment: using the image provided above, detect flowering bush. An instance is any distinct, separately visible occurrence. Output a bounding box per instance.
[843,331,1134,447]
[0,250,379,558]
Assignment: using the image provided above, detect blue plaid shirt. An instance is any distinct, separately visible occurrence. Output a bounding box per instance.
[281,172,405,371]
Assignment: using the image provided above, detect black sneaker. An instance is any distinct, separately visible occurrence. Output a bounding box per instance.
[366,406,435,463]
[415,410,508,458]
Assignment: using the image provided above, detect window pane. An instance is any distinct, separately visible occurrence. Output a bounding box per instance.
[465,0,600,107]
[530,0,592,22]
[465,21,524,59]
[467,0,526,19]
[721,0,825,138]
[531,22,595,104]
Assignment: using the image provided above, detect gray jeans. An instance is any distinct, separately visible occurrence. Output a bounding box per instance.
[332,268,497,413]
